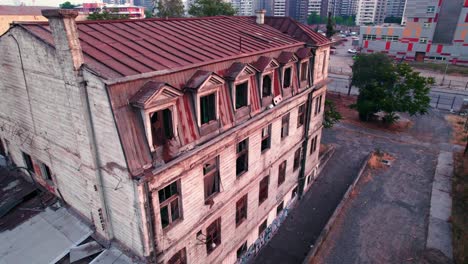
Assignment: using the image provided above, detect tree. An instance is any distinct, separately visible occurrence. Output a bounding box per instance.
[307,12,322,25]
[384,16,402,24]
[145,9,154,18]
[326,12,334,38]
[156,0,185,18]
[351,53,433,123]
[323,100,342,128]
[87,9,129,20]
[188,0,236,17]
[59,1,76,9]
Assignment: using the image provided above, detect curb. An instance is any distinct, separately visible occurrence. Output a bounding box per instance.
[302,151,373,264]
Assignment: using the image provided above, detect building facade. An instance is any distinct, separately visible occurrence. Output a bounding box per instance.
[360,0,468,65]
[356,0,387,25]
[75,2,146,19]
[0,9,330,264]
[231,0,255,16]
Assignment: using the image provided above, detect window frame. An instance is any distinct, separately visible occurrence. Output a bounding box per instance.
[197,90,219,127]
[419,37,428,44]
[206,218,221,254]
[293,148,302,172]
[427,6,435,13]
[168,248,187,264]
[237,241,248,260]
[258,219,267,236]
[281,113,290,139]
[297,104,306,128]
[22,152,34,172]
[260,124,271,153]
[278,160,287,186]
[300,61,308,82]
[261,73,273,98]
[314,95,323,116]
[158,181,182,229]
[310,135,318,155]
[203,156,220,201]
[283,66,292,88]
[258,175,269,205]
[236,138,249,177]
[142,103,179,153]
[234,80,250,110]
[276,201,284,216]
[235,194,248,226]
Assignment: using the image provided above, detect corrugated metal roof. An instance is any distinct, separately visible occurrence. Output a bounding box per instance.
[17,16,304,79]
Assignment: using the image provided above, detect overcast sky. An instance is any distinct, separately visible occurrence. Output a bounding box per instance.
[0,0,100,7]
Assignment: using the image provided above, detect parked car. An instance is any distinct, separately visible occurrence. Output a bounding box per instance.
[347,48,357,54]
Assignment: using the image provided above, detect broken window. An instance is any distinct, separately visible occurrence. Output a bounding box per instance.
[237,241,248,260]
[200,93,216,125]
[258,219,267,236]
[283,67,292,88]
[276,201,284,215]
[236,138,249,176]
[206,218,221,254]
[168,248,187,264]
[235,82,248,109]
[158,181,181,229]
[150,108,174,147]
[297,104,305,128]
[300,62,308,81]
[310,135,318,155]
[258,175,269,205]
[278,160,286,186]
[261,125,271,152]
[293,148,302,172]
[262,75,272,98]
[22,152,33,172]
[281,113,290,139]
[292,186,298,199]
[203,157,220,200]
[314,95,323,116]
[236,194,248,226]
[41,164,52,181]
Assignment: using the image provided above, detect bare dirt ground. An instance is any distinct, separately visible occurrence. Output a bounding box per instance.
[313,94,457,264]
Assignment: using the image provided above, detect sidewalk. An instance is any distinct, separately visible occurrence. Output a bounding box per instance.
[252,145,368,264]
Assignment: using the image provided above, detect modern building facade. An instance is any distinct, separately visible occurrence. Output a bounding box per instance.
[231,0,255,16]
[356,0,387,25]
[360,0,468,65]
[75,2,146,19]
[0,9,330,264]
[385,0,405,18]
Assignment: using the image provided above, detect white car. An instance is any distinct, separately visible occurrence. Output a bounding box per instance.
[347,49,357,54]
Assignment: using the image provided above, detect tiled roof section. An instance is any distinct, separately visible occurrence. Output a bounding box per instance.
[277,51,296,64]
[263,16,330,46]
[0,5,53,15]
[224,62,258,80]
[129,81,182,108]
[252,56,277,72]
[296,47,311,59]
[17,16,303,79]
[185,70,213,90]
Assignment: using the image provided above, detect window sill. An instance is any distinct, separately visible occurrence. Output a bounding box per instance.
[236,170,248,178]
[204,192,220,205]
[200,120,220,136]
[261,148,270,154]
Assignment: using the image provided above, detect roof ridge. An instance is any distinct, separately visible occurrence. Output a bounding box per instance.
[76,16,230,25]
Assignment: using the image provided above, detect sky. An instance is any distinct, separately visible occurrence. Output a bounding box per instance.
[0,0,100,7]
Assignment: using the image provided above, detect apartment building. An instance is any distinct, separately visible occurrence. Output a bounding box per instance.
[231,0,254,16]
[356,0,386,25]
[0,9,330,264]
[360,0,468,65]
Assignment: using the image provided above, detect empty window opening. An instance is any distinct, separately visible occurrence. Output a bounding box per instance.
[22,152,33,172]
[262,75,272,97]
[276,201,284,215]
[158,181,181,228]
[259,175,269,204]
[150,108,174,147]
[314,95,323,116]
[236,194,248,226]
[236,138,249,176]
[42,164,52,181]
[200,93,216,125]
[0,139,5,156]
[261,125,271,152]
[237,241,248,260]
[235,82,248,109]
[258,219,267,236]
[293,148,302,172]
[281,113,290,139]
[310,135,318,155]
[283,67,292,88]
[278,160,286,186]
[300,62,308,81]
[297,104,305,128]
[203,157,220,200]
[168,248,187,264]
[206,218,221,254]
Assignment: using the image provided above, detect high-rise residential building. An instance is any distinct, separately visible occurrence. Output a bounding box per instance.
[356,0,386,25]
[360,0,468,65]
[231,0,254,16]
[385,0,405,18]
[339,0,358,16]
[258,0,287,17]
[307,0,322,16]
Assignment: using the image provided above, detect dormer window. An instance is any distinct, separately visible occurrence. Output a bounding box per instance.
[300,62,308,81]
[283,67,292,88]
[130,81,182,162]
[200,93,216,125]
[262,75,272,98]
[235,82,249,109]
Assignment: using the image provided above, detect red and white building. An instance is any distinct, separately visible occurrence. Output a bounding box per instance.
[75,2,145,19]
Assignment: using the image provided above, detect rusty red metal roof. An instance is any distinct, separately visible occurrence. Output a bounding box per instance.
[17,16,304,79]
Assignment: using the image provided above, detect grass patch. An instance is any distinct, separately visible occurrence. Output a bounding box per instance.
[445,115,468,145]
[452,152,468,264]
[408,61,468,76]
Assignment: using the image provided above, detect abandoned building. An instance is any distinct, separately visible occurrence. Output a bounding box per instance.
[0,9,330,263]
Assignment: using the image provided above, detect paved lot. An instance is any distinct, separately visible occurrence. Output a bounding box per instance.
[313,109,455,264]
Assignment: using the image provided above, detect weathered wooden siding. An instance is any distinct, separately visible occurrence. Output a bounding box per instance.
[144,86,323,263]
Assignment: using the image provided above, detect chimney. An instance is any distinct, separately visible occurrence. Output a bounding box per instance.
[41,9,83,72]
[255,9,266,25]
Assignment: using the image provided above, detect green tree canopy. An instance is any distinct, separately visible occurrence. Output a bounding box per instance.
[188,0,236,17]
[323,100,342,128]
[351,53,433,122]
[326,12,335,38]
[307,12,326,24]
[157,0,185,18]
[59,1,77,9]
[384,16,402,24]
[144,9,154,18]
